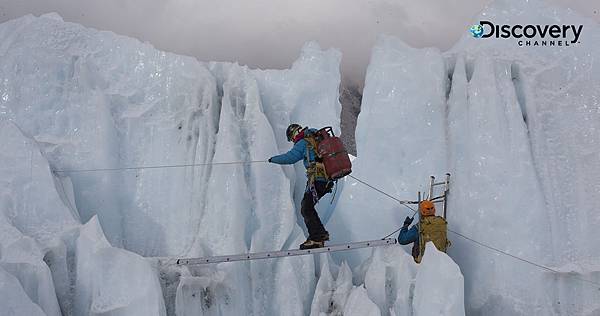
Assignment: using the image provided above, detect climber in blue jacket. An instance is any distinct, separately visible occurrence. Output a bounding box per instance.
[398,200,441,262]
[269,123,332,250]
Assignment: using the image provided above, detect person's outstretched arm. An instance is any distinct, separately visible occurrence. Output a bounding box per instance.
[269,140,306,165]
[398,225,418,245]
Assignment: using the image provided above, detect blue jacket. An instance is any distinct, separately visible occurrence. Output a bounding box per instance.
[398,224,418,245]
[270,128,322,168]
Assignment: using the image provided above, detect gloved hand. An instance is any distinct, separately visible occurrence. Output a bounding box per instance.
[403,216,414,227]
[268,157,273,163]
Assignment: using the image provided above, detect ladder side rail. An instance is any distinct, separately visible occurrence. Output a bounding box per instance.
[443,173,450,219]
[427,176,435,200]
[177,239,397,265]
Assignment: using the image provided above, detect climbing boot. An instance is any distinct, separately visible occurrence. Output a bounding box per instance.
[314,232,330,242]
[300,239,324,250]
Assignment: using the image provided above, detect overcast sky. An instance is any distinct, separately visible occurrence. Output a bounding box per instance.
[1,0,598,87]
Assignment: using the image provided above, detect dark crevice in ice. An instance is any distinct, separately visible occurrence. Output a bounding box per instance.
[511,63,528,125]
[339,83,362,156]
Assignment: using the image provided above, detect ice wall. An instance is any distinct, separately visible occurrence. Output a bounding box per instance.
[0,267,46,316]
[0,121,166,315]
[0,12,222,256]
[0,13,344,316]
[252,42,343,222]
[337,0,599,315]
[328,35,447,268]
[0,121,76,316]
[413,243,465,316]
[4,0,598,314]
[323,34,464,314]
[75,217,166,316]
[446,0,600,315]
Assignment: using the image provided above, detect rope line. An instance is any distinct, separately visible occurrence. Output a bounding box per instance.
[48,159,599,289]
[382,226,404,240]
[348,175,418,214]
[350,175,600,290]
[448,229,600,288]
[52,160,268,173]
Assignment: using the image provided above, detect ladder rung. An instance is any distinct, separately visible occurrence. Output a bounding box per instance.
[176,238,397,265]
[432,182,446,186]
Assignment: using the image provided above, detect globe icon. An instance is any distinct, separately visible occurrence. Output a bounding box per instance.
[470,24,484,38]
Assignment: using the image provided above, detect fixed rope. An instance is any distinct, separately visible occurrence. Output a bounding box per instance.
[51,160,268,174]
[49,160,599,289]
[349,174,600,290]
[448,229,600,288]
[348,174,418,214]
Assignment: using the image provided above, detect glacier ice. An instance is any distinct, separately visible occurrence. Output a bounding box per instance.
[328,34,447,269]
[446,1,600,315]
[342,286,381,316]
[0,266,47,316]
[413,243,465,316]
[310,256,354,316]
[1,0,599,314]
[0,121,167,315]
[1,12,341,316]
[75,216,166,316]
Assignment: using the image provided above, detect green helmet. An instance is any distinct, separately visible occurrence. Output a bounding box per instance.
[286,123,302,142]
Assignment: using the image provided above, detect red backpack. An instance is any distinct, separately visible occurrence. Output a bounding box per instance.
[305,127,352,180]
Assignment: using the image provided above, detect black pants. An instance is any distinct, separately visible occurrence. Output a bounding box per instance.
[301,181,333,240]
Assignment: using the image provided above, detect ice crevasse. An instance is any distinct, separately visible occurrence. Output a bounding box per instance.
[0,0,599,315]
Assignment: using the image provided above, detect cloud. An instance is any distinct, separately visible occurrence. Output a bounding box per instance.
[0,0,598,87]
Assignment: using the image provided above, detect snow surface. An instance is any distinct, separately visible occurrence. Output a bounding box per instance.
[0,0,599,314]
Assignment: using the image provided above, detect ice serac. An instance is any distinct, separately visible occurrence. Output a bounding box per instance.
[174,60,324,315]
[342,286,381,316]
[1,14,346,315]
[447,0,600,314]
[310,255,353,316]
[252,42,343,215]
[362,247,417,315]
[75,216,166,316]
[0,121,77,316]
[0,13,220,256]
[0,121,79,244]
[328,35,447,269]
[0,267,46,316]
[413,243,465,316]
[448,53,554,314]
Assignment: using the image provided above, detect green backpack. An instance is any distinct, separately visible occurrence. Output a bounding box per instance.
[414,216,450,263]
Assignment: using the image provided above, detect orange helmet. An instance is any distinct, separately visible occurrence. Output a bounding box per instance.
[419,200,436,216]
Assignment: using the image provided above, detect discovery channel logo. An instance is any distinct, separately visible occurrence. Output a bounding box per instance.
[469,21,583,47]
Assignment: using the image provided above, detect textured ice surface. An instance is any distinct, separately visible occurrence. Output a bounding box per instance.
[446,1,600,315]
[1,0,599,314]
[0,267,46,316]
[0,121,74,316]
[0,121,166,315]
[331,0,599,314]
[342,286,381,316]
[0,12,341,316]
[75,216,166,316]
[328,34,447,269]
[413,243,465,316]
[310,256,353,316]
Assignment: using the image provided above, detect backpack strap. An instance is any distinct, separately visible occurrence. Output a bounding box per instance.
[304,133,328,181]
